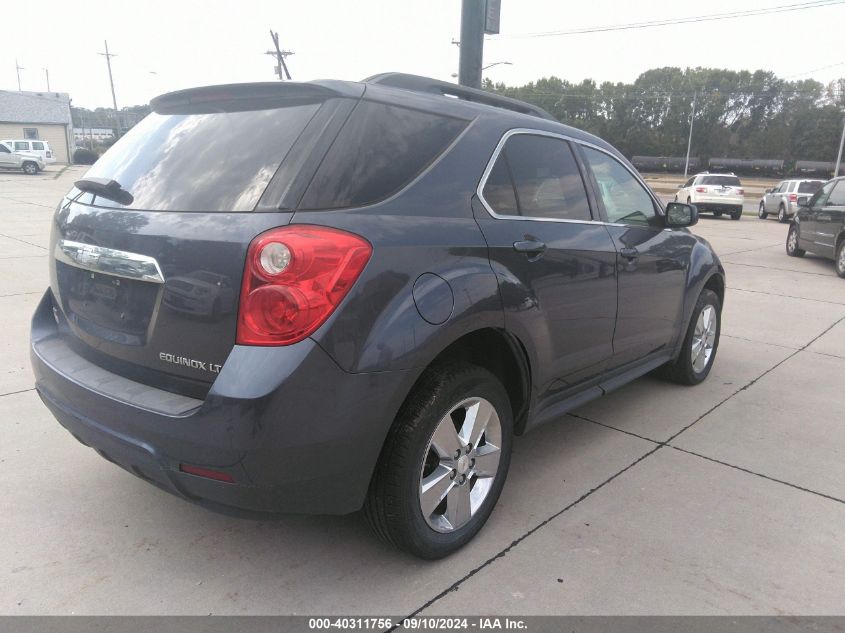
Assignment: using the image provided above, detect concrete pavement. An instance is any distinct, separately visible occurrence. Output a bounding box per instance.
[1,168,843,615]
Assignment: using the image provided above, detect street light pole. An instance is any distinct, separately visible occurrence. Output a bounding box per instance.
[43,68,50,92]
[684,91,697,179]
[99,40,121,135]
[15,59,24,91]
[458,0,485,88]
[835,114,845,178]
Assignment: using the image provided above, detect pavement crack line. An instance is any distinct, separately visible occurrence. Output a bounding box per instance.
[403,313,845,620]
[720,260,837,278]
[664,313,845,445]
[727,286,845,306]
[0,196,55,209]
[669,446,845,506]
[0,233,47,251]
[0,387,35,398]
[395,443,663,626]
[570,413,845,506]
[720,333,799,350]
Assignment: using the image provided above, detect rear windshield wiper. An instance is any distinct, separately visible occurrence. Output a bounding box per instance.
[75,177,134,206]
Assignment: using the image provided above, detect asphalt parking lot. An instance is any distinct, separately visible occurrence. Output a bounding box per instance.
[1,167,844,615]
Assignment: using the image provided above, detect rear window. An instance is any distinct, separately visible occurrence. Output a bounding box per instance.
[798,181,823,194]
[699,175,741,186]
[298,101,467,210]
[79,103,321,212]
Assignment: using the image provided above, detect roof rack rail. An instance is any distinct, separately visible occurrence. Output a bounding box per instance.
[363,72,556,122]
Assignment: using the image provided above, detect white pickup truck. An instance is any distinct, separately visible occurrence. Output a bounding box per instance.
[0,142,46,174]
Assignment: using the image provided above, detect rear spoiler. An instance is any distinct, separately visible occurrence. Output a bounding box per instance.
[364,72,557,122]
[151,81,365,114]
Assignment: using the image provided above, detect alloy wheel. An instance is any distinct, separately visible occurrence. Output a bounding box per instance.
[691,305,717,374]
[787,227,798,253]
[838,244,845,275]
[419,397,502,533]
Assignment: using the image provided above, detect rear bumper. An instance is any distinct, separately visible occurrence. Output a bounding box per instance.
[694,202,743,214]
[31,290,412,515]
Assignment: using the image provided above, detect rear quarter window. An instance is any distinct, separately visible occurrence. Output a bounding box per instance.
[298,101,467,210]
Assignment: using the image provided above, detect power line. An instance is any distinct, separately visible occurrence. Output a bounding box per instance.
[491,0,845,39]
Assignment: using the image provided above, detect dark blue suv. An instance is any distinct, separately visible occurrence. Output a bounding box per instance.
[31,74,725,558]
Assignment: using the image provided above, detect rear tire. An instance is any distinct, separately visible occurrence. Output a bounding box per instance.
[786,224,805,257]
[758,202,768,219]
[731,209,742,221]
[778,205,788,223]
[364,362,513,559]
[22,162,37,175]
[660,289,721,386]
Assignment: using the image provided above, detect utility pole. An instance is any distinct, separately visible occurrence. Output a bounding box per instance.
[98,40,121,135]
[835,114,845,178]
[15,59,24,91]
[458,0,485,88]
[684,91,697,179]
[265,30,293,80]
[43,68,50,92]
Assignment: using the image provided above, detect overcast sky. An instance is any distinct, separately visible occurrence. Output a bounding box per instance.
[4,0,844,109]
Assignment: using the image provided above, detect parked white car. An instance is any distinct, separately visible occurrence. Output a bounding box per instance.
[1,139,56,164]
[675,172,745,221]
[758,179,825,223]
[0,142,45,174]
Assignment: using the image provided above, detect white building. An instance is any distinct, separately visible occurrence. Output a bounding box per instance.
[73,127,115,142]
[0,90,74,164]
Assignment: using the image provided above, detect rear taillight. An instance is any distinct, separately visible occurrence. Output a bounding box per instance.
[788,193,797,202]
[46,151,52,158]
[695,187,707,193]
[236,225,372,346]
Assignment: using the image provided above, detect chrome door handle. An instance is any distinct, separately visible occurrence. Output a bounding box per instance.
[513,240,546,254]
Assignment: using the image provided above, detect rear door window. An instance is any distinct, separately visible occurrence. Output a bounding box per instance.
[79,103,322,212]
[298,101,466,209]
[485,134,591,221]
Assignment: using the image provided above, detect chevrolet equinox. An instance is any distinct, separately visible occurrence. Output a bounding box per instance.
[31,73,725,559]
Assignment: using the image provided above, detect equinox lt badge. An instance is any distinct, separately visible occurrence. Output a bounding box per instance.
[159,352,221,374]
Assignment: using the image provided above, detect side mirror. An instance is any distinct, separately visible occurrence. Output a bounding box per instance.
[677,184,684,188]
[666,202,698,228]
[796,195,811,208]
[764,188,773,194]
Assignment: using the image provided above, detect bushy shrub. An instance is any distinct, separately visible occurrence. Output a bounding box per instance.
[73,148,98,165]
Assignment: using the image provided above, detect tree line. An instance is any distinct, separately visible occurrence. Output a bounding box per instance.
[484,67,845,163]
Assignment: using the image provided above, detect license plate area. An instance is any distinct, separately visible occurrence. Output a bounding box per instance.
[56,262,161,345]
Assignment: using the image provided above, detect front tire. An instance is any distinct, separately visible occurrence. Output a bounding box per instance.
[778,205,788,223]
[365,362,513,559]
[836,241,845,279]
[660,289,721,386]
[758,202,768,219]
[786,224,805,257]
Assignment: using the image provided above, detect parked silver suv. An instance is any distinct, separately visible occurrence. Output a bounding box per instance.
[0,142,45,174]
[758,179,824,223]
